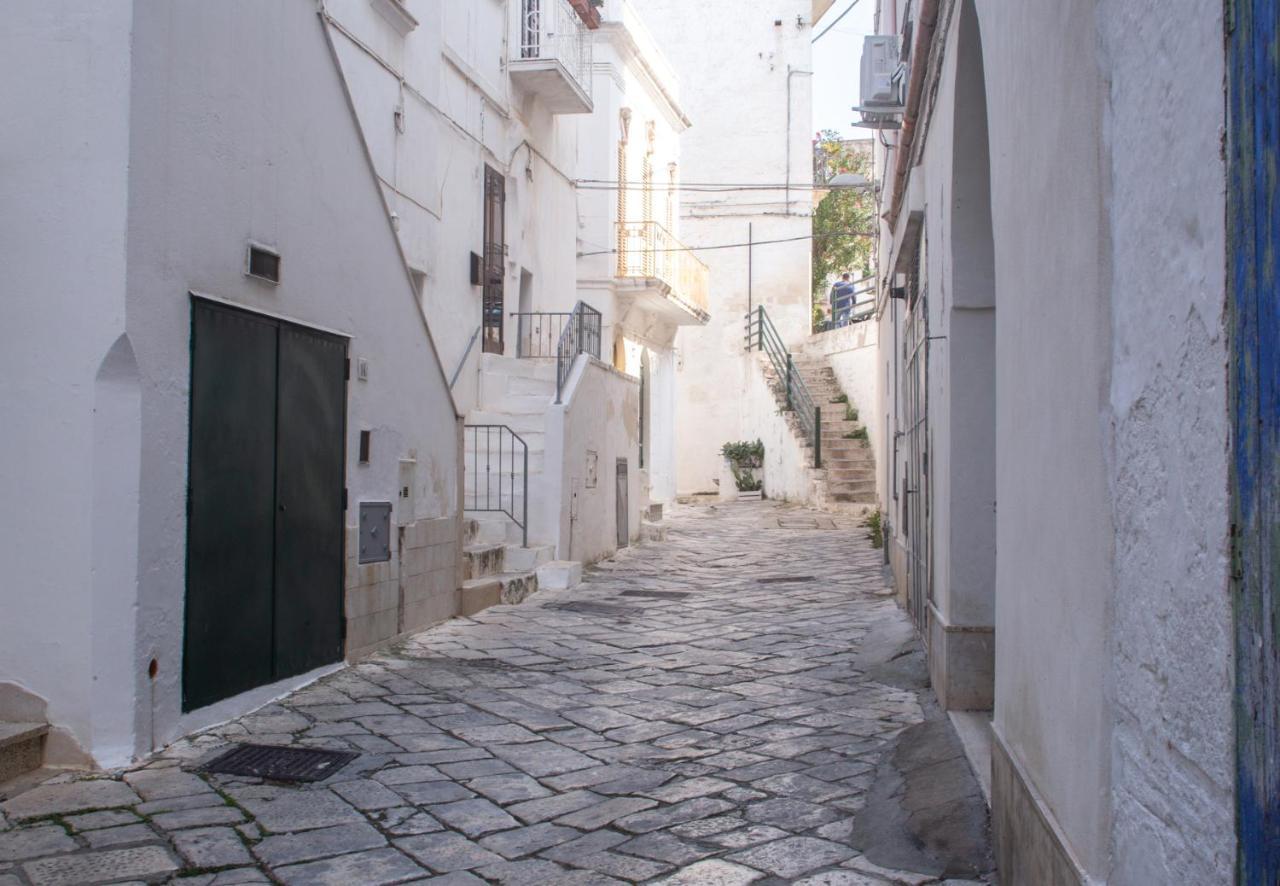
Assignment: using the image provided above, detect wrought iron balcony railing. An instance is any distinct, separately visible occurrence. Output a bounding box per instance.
[511,0,593,113]
[616,221,710,318]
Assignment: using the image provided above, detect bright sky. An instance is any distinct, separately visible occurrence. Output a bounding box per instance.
[812,0,878,139]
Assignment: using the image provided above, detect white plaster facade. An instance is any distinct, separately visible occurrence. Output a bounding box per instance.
[0,0,461,768]
[870,0,1234,881]
[571,0,707,516]
[631,0,819,500]
[324,0,686,565]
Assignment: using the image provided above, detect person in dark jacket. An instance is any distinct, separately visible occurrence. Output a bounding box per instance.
[830,273,856,326]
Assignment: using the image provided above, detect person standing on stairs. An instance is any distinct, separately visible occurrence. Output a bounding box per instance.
[830,273,855,327]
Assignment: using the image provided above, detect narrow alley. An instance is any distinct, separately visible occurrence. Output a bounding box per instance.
[0,503,990,885]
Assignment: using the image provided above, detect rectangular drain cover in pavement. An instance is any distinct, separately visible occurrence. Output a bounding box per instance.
[620,590,692,599]
[549,601,641,618]
[200,744,357,783]
[757,575,816,584]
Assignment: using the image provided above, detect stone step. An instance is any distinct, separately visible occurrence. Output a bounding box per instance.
[0,723,48,785]
[484,394,554,416]
[824,467,876,481]
[830,491,878,504]
[828,480,877,496]
[460,571,539,616]
[823,441,873,454]
[462,543,505,581]
[504,544,555,573]
[464,511,530,546]
[536,560,583,590]
[479,352,558,382]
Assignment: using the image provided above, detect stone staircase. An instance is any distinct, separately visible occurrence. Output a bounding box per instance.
[0,685,53,796]
[461,354,582,617]
[759,351,878,511]
[0,723,48,787]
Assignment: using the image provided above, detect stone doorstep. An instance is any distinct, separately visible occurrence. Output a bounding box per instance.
[537,561,583,591]
[463,543,506,581]
[503,544,555,573]
[0,724,48,785]
[460,570,539,616]
[459,578,502,617]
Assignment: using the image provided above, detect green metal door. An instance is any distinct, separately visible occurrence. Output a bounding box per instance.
[184,302,278,710]
[273,324,348,680]
[184,300,347,711]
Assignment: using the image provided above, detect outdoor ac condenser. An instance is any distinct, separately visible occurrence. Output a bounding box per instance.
[860,35,903,109]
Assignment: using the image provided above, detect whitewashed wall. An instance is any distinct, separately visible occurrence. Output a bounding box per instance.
[0,0,461,767]
[1100,0,1232,880]
[874,0,1234,879]
[632,0,815,497]
[546,359,643,564]
[325,0,583,413]
[0,0,136,767]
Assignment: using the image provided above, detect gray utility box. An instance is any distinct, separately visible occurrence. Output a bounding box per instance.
[358,502,392,564]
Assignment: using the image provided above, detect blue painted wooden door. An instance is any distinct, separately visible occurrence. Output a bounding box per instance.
[1228,1,1280,881]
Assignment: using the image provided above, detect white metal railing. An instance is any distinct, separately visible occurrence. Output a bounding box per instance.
[517,0,593,100]
[617,221,710,317]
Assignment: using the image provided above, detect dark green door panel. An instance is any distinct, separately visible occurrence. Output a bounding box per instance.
[273,325,347,680]
[184,301,278,711]
[184,300,348,712]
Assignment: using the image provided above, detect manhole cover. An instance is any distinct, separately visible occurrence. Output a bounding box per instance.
[620,590,692,600]
[200,744,357,783]
[548,601,641,618]
[776,518,838,530]
[757,576,816,584]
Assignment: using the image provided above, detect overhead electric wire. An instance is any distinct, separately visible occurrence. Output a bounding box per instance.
[575,179,874,193]
[812,0,865,43]
[578,229,874,258]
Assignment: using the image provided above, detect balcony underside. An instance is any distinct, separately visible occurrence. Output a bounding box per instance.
[609,277,709,327]
[509,60,593,114]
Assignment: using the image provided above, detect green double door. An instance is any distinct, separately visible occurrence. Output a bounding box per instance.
[183,299,347,711]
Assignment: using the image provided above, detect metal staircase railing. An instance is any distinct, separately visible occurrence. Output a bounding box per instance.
[463,424,529,547]
[745,306,822,468]
[555,301,602,403]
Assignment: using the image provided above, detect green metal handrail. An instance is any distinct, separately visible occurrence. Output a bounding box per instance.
[744,306,822,468]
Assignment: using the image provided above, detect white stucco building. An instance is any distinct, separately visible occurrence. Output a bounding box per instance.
[323,0,705,588]
[0,0,461,769]
[869,0,1236,881]
[632,0,821,501]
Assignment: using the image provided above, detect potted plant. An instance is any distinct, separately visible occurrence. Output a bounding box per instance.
[722,440,765,501]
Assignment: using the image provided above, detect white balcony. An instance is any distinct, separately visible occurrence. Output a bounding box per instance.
[509,0,594,115]
[616,221,710,325]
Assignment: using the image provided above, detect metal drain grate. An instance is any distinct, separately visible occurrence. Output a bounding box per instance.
[200,744,357,783]
[757,575,816,584]
[548,601,641,618]
[620,590,692,600]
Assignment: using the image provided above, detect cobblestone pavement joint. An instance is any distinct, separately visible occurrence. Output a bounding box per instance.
[0,501,993,885]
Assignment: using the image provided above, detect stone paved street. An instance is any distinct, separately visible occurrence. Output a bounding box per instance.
[0,502,993,885]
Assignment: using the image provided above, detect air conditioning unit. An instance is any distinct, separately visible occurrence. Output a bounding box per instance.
[854,35,904,130]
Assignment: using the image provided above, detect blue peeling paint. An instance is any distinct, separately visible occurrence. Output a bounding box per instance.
[1229,1,1280,882]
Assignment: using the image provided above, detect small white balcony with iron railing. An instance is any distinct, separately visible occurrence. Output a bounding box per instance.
[509,0,594,115]
[616,221,710,325]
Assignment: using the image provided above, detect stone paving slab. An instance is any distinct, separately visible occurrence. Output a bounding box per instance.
[0,502,994,884]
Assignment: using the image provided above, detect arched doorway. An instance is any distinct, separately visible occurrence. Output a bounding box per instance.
[929,0,997,712]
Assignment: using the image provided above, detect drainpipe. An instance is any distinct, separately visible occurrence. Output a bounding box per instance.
[785,67,813,215]
[889,0,939,224]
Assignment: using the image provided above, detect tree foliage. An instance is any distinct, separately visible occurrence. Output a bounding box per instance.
[812,130,877,316]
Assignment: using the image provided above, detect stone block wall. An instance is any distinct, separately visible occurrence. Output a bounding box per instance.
[344,515,459,660]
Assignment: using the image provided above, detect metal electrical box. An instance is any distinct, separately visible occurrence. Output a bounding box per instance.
[358,502,392,564]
